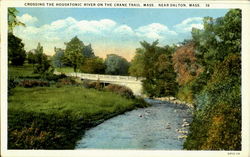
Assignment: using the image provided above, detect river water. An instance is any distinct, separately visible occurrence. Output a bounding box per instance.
[75,99,192,150]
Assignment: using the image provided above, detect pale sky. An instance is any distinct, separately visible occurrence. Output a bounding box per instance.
[13,8,228,61]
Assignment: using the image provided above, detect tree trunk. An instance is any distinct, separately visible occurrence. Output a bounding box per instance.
[74,65,77,72]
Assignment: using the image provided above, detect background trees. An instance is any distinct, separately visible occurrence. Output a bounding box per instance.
[33,43,54,76]
[104,54,129,75]
[82,44,95,58]
[80,57,106,74]
[129,40,178,97]
[128,48,145,78]
[52,48,65,68]
[63,36,85,72]
[8,8,25,33]
[8,8,26,66]
[8,33,26,66]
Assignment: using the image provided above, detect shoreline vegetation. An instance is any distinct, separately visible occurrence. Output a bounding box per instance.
[8,65,149,149]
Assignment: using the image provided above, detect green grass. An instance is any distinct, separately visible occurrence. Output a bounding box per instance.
[9,86,136,116]
[8,64,39,78]
[8,85,147,149]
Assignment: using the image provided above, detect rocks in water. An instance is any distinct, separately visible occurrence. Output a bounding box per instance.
[153,97,194,108]
[182,122,189,127]
[178,135,187,140]
[166,123,171,129]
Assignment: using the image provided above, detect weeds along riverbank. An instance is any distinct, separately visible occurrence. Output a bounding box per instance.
[8,66,149,149]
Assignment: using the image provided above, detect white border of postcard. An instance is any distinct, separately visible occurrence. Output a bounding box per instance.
[1,0,250,157]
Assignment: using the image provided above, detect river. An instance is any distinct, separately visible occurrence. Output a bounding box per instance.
[75,99,193,150]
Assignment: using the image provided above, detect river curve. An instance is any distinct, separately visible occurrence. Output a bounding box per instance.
[75,99,192,150]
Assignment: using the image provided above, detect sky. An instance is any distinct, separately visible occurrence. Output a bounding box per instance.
[13,8,229,61]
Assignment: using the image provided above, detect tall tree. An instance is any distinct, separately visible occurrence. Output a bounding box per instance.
[8,8,25,33]
[82,44,95,58]
[128,48,145,78]
[33,43,53,75]
[63,36,85,72]
[8,33,26,66]
[144,41,178,97]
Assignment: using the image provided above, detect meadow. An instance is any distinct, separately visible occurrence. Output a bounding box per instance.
[8,65,148,149]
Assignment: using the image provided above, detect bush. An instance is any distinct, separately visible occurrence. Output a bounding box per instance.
[82,80,102,90]
[104,84,134,99]
[19,80,49,88]
[57,77,77,85]
[8,78,18,95]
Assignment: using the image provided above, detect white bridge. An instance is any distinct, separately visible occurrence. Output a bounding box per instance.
[56,72,144,96]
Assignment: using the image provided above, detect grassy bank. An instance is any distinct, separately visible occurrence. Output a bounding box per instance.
[8,64,40,78]
[8,85,148,149]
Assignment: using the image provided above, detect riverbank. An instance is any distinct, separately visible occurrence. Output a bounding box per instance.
[8,86,149,149]
[152,97,194,108]
[75,98,192,149]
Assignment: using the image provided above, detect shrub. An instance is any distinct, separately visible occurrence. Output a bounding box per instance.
[8,78,18,95]
[19,80,49,88]
[82,80,102,90]
[104,84,134,99]
[58,77,77,85]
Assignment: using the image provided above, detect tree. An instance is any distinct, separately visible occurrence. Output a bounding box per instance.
[80,57,106,74]
[27,50,36,66]
[134,40,178,97]
[33,43,54,76]
[82,44,95,58]
[104,54,129,75]
[63,36,85,72]
[8,33,26,66]
[128,48,145,78]
[183,9,242,150]
[8,8,25,33]
[192,9,241,71]
[52,47,65,68]
[172,42,203,85]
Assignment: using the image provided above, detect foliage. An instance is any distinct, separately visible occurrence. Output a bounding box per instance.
[82,80,103,90]
[19,80,50,88]
[52,48,65,68]
[57,77,78,86]
[63,36,85,72]
[8,78,18,95]
[128,48,146,77]
[134,40,178,97]
[8,33,26,66]
[104,54,129,75]
[27,51,36,65]
[8,8,25,33]
[191,9,241,71]
[82,44,95,58]
[80,57,106,74]
[172,42,202,85]
[104,84,135,99]
[33,43,54,77]
[183,9,241,150]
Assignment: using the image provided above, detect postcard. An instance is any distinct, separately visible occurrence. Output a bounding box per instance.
[1,0,250,157]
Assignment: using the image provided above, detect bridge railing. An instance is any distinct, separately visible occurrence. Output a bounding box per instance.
[65,72,145,82]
